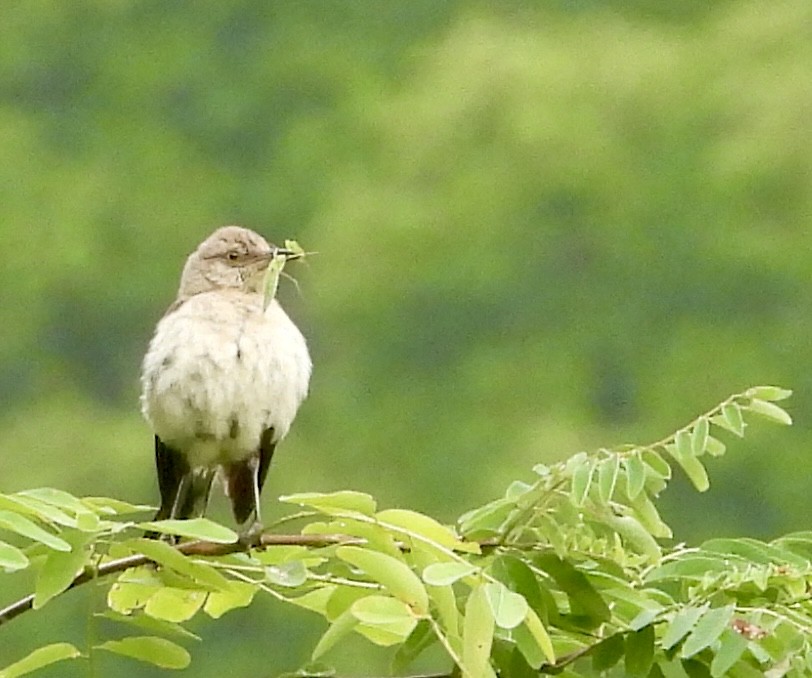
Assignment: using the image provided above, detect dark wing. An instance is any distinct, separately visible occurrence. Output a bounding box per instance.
[257,426,277,496]
[226,427,277,526]
[153,435,190,521]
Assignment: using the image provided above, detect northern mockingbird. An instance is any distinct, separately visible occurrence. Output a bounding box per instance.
[140,226,311,538]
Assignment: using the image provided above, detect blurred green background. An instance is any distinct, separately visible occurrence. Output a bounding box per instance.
[1,1,810,675]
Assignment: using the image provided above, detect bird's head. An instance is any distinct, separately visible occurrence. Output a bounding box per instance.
[178,226,292,297]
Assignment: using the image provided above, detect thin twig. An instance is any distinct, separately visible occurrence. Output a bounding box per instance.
[0,532,363,627]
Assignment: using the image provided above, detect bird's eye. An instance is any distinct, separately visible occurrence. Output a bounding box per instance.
[226,251,239,262]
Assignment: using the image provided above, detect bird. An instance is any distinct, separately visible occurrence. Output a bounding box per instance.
[140,226,312,541]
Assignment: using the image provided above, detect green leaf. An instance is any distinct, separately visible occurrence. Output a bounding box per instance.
[680,604,735,658]
[458,498,516,539]
[425,577,461,639]
[350,595,414,625]
[710,627,749,677]
[662,605,707,650]
[6,495,75,527]
[144,587,206,622]
[280,491,377,517]
[512,620,545,669]
[377,508,479,553]
[289,586,335,615]
[642,449,672,478]
[591,634,624,671]
[489,555,554,625]
[311,608,358,660]
[336,545,429,614]
[630,493,672,539]
[675,430,693,460]
[462,586,495,677]
[628,606,662,631]
[624,453,647,500]
[97,610,201,642]
[598,456,620,503]
[16,488,88,515]
[666,444,709,492]
[702,537,807,567]
[125,539,230,591]
[96,636,190,669]
[82,496,154,514]
[0,511,71,551]
[350,595,417,643]
[266,560,308,588]
[483,581,528,629]
[625,625,654,677]
[0,643,81,678]
[570,457,596,506]
[204,580,257,619]
[392,620,436,674]
[691,417,710,455]
[705,436,726,457]
[745,385,792,401]
[33,531,92,609]
[0,540,29,571]
[522,608,555,665]
[107,566,163,614]
[137,518,238,543]
[656,657,692,678]
[534,553,610,626]
[422,561,478,586]
[721,402,745,436]
[602,514,662,561]
[646,554,731,582]
[746,399,792,425]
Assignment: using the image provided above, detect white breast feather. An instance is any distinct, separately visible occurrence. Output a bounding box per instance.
[140,293,311,467]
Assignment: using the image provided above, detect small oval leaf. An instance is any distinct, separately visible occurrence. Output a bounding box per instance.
[662,605,708,650]
[311,608,358,660]
[34,533,92,609]
[0,540,29,571]
[625,625,654,677]
[598,456,620,504]
[710,627,749,677]
[680,604,735,658]
[336,546,429,615]
[483,581,528,629]
[377,509,478,553]
[0,511,71,552]
[745,386,792,402]
[705,436,726,457]
[746,399,792,426]
[570,458,596,507]
[0,643,81,678]
[280,491,377,516]
[144,587,206,623]
[96,636,190,669]
[137,518,238,543]
[691,418,709,455]
[462,586,495,677]
[721,402,745,436]
[422,561,478,586]
[624,453,646,500]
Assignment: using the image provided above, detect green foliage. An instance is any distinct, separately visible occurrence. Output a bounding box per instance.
[0,387,805,676]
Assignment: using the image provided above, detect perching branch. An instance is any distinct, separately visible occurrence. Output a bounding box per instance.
[0,532,363,627]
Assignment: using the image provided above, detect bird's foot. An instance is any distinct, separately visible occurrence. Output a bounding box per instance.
[238,520,265,549]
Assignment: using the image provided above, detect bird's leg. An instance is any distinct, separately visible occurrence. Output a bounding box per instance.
[240,456,265,547]
[169,474,191,521]
[225,456,265,548]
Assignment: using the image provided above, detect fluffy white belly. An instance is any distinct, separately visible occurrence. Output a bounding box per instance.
[141,292,311,467]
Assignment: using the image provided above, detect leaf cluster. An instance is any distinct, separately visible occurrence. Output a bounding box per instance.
[0,386,806,677]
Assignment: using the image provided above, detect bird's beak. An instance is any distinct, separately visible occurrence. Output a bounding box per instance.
[269,247,304,261]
